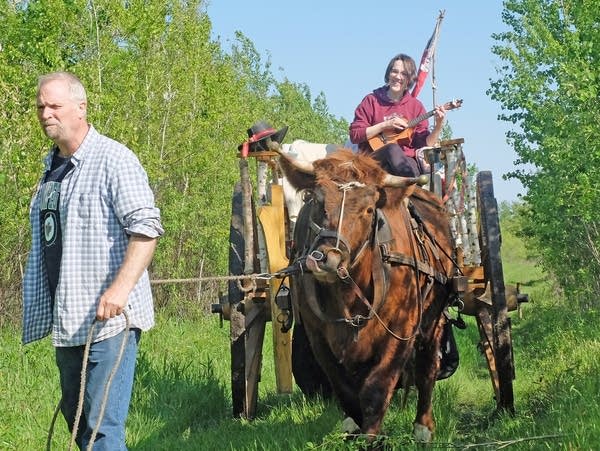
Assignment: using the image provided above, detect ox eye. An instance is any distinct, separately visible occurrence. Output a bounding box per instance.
[366,207,374,214]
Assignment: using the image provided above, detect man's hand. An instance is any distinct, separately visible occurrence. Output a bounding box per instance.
[96,286,129,321]
[95,235,157,321]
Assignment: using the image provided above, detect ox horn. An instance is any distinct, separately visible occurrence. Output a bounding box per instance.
[269,140,315,174]
[383,173,429,187]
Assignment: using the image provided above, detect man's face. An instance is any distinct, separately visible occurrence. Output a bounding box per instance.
[36,79,86,144]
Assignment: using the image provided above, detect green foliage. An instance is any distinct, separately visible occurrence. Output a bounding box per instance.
[440,121,453,141]
[489,0,600,305]
[0,1,49,316]
[0,0,347,318]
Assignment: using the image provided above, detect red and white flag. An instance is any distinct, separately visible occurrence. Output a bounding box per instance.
[412,12,444,98]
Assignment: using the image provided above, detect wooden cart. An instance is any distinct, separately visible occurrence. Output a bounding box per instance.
[211,137,527,419]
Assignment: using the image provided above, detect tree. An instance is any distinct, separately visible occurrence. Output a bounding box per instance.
[489,0,600,304]
[0,0,348,317]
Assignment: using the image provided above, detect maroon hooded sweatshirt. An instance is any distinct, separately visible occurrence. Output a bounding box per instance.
[349,87,430,157]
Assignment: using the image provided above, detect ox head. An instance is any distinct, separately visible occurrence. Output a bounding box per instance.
[277,148,426,282]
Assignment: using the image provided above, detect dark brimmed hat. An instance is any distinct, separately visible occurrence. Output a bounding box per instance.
[238,120,289,153]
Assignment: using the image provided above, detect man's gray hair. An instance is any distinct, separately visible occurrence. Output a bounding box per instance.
[37,71,87,103]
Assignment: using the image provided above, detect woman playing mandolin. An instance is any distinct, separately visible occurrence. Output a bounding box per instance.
[349,53,447,177]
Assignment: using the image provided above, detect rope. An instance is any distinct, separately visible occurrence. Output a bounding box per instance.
[344,274,421,341]
[150,272,282,285]
[335,182,364,251]
[46,402,62,450]
[47,311,130,451]
[84,311,130,450]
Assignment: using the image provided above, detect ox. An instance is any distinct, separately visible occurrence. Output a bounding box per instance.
[278,148,460,442]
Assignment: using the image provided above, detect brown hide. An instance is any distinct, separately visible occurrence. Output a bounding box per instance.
[281,149,455,440]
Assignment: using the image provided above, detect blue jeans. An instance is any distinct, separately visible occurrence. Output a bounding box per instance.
[56,328,141,451]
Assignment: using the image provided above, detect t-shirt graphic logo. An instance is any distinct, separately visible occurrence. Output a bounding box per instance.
[43,212,57,245]
[40,181,61,247]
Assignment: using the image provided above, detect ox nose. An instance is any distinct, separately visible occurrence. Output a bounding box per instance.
[323,248,343,271]
[309,248,343,272]
[306,251,324,273]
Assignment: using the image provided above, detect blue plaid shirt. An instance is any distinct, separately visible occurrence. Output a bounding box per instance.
[22,126,164,346]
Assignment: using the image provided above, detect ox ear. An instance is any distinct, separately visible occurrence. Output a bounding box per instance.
[277,151,317,191]
[375,188,388,209]
[380,184,417,209]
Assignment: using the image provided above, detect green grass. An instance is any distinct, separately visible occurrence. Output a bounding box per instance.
[3,223,600,449]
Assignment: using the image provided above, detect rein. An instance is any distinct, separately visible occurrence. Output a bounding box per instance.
[335,202,437,342]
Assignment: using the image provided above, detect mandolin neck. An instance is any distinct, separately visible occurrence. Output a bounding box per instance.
[407,109,435,128]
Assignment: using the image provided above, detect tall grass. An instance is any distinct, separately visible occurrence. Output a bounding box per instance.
[2,223,600,449]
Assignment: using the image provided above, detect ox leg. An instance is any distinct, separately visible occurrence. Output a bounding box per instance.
[412,322,444,443]
[358,367,402,439]
[356,342,416,438]
[321,359,364,426]
[292,321,332,398]
[301,326,364,426]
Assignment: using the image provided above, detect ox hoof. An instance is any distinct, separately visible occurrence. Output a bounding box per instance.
[413,422,433,443]
[341,417,361,434]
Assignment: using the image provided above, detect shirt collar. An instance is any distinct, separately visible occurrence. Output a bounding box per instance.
[69,124,97,164]
[42,125,97,169]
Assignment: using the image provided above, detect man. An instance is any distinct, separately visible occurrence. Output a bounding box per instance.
[22,71,163,450]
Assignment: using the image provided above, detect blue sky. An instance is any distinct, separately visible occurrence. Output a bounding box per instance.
[206,1,523,202]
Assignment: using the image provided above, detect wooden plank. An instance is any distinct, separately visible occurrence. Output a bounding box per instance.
[461,265,485,282]
[439,137,465,147]
[258,184,293,394]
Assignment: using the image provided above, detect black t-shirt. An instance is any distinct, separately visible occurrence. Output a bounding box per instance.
[40,151,74,300]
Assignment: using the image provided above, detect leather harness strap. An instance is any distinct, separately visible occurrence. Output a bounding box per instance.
[379,246,448,285]
[376,204,448,286]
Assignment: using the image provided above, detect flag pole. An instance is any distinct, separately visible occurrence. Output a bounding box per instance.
[431,10,445,108]
[432,50,436,107]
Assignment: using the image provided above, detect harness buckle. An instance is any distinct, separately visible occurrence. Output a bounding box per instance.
[379,243,390,262]
[347,314,368,328]
[310,250,325,261]
[337,266,350,281]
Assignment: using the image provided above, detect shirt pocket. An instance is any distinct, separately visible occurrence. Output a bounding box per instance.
[75,192,105,229]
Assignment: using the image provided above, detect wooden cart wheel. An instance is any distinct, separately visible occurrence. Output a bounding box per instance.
[229,181,267,419]
[476,171,515,414]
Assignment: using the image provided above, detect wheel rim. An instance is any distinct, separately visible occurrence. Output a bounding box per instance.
[476,171,515,413]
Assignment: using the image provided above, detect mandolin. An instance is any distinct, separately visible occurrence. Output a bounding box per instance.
[367,99,463,151]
